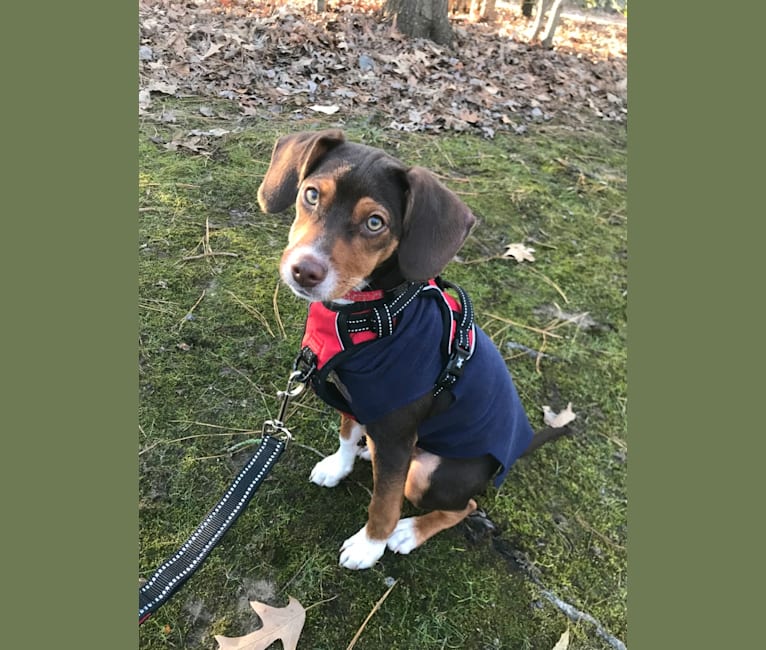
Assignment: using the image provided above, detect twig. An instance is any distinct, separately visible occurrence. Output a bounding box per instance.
[226,290,275,338]
[526,267,569,303]
[538,587,627,650]
[138,429,258,455]
[178,289,206,332]
[484,313,562,339]
[304,594,340,613]
[293,442,326,458]
[273,280,287,339]
[179,217,238,262]
[180,251,239,261]
[346,579,399,650]
[573,512,626,552]
[505,341,560,362]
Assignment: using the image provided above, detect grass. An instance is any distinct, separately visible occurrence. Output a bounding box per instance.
[139,98,627,649]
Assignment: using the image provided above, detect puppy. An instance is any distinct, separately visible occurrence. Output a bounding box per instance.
[258,129,563,569]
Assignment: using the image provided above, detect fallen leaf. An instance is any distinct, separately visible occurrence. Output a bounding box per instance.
[138,89,152,111]
[551,628,570,650]
[542,403,577,428]
[145,80,178,96]
[503,242,536,263]
[215,597,306,650]
[309,104,340,115]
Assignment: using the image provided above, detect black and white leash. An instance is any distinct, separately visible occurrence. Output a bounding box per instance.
[138,367,313,625]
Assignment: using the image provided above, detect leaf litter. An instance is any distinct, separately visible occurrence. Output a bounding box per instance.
[139,0,626,136]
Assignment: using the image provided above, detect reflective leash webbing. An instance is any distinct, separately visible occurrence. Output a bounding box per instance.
[138,435,286,624]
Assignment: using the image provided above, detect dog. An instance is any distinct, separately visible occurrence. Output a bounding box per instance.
[257,129,568,569]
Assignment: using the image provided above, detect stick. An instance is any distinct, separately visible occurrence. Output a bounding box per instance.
[273,280,287,339]
[484,313,562,339]
[226,290,275,338]
[346,580,399,650]
[178,290,206,332]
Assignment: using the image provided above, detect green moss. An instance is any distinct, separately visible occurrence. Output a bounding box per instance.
[139,100,626,649]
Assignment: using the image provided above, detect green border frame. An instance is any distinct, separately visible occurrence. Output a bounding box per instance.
[4,2,137,647]
[5,1,761,648]
[629,2,762,648]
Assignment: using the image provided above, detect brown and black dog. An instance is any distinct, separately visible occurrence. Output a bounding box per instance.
[258,129,567,569]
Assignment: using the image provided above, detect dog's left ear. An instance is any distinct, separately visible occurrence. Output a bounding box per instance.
[398,166,476,281]
[257,129,345,213]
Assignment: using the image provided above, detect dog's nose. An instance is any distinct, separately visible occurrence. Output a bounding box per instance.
[291,257,328,288]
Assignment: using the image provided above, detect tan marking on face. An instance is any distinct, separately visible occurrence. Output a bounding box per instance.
[326,197,400,299]
[286,176,338,249]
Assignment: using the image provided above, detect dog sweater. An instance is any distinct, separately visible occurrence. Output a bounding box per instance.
[300,284,534,487]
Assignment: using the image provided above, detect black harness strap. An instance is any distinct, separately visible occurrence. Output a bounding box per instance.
[343,282,426,336]
[431,280,475,396]
[299,278,476,414]
[139,435,286,624]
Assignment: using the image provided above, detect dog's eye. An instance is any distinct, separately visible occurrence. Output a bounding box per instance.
[365,214,385,232]
[304,187,319,206]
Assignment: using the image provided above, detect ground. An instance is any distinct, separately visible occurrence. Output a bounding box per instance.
[139,2,627,648]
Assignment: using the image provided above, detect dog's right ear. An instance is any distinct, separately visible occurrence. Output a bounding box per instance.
[257,129,345,213]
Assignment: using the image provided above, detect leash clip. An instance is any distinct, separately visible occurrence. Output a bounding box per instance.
[263,368,311,446]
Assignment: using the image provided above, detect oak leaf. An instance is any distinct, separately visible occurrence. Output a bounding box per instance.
[551,628,570,650]
[215,596,305,650]
[503,243,536,263]
[542,402,577,428]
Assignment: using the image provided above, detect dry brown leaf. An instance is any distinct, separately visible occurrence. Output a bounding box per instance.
[215,596,306,650]
[551,628,571,650]
[139,1,627,136]
[543,402,577,428]
[503,243,536,263]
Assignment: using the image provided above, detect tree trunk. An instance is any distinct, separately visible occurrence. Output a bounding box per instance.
[469,0,496,22]
[521,0,534,18]
[385,0,453,46]
[540,0,564,49]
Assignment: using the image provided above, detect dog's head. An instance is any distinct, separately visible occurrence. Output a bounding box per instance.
[258,129,476,302]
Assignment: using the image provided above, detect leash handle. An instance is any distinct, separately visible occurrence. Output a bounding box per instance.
[138,435,286,624]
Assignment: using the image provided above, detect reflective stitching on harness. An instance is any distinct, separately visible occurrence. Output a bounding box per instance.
[301,278,475,411]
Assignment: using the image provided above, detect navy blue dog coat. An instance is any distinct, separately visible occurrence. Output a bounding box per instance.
[299,280,534,487]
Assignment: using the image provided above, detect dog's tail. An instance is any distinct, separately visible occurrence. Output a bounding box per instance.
[520,426,573,458]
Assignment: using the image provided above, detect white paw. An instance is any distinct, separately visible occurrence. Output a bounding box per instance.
[310,451,354,487]
[339,526,386,570]
[386,518,421,555]
[356,444,371,461]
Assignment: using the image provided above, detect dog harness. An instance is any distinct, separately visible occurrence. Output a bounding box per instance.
[295,278,534,487]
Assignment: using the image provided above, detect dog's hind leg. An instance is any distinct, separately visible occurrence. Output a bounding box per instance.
[310,414,365,487]
[387,450,494,554]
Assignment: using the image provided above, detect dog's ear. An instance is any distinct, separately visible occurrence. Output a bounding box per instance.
[257,129,345,213]
[398,166,476,281]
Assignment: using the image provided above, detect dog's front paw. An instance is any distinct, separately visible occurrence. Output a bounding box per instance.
[356,444,371,461]
[339,526,386,570]
[310,451,354,487]
[387,518,422,555]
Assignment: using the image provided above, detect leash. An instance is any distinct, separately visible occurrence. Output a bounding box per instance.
[138,365,314,625]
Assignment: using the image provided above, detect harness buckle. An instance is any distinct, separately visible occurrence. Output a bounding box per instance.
[435,344,471,390]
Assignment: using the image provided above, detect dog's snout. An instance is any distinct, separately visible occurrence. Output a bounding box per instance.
[291,256,328,289]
